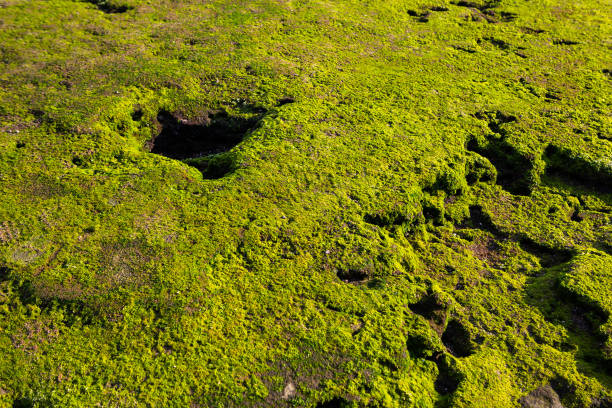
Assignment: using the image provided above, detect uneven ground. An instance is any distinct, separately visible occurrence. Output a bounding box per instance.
[0,0,610,407]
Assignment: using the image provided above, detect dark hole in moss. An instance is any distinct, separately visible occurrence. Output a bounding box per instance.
[545,91,561,101]
[409,293,447,332]
[428,353,461,396]
[548,377,575,399]
[466,135,534,196]
[499,11,518,21]
[0,266,9,281]
[131,108,143,121]
[316,397,351,408]
[485,37,511,50]
[423,205,441,223]
[16,142,25,148]
[151,110,254,159]
[409,294,445,321]
[12,398,34,408]
[553,39,579,45]
[518,238,573,268]
[407,9,431,21]
[29,109,45,123]
[430,6,449,11]
[474,110,517,134]
[453,46,477,54]
[72,156,84,166]
[521,27,545,34]
[87,0,133,13]
[277,97,295,106]
[364,211,407,227]
[406,333,433,358]
[454,1,479,7]
[149,108,264,179]
[570,209,583,222]
[435,369,460,396]
[418,13,431,22]
[459,205,505,238]
[454,0,500,11]
[441,320,473,357]
[542,145,612,201]
[337,268,369,284]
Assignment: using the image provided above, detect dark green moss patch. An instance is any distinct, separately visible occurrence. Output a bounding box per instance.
[526,269,612,382]
[183,153,237,180]
[467,113,536,196]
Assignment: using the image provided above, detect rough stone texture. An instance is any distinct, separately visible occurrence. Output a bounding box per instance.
[519,385,564,408]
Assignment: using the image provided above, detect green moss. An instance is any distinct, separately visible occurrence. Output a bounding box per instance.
[0,0,610,406]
